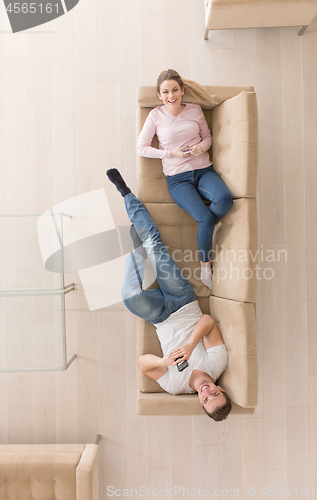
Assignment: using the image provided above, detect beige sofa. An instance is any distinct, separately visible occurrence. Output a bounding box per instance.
[136,86,259,416]
[204,0,317,39]
[0,443,99,500]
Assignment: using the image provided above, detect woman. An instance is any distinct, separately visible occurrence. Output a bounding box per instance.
[138,69,233,289]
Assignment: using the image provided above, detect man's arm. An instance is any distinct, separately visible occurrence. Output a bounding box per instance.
[171,314,224,360]
[138,353,177,381]
[202,316,224,350]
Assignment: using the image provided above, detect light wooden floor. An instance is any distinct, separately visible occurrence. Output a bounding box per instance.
[1,1,317,498]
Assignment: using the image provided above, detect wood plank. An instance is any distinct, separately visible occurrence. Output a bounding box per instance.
[218,417,242,492]
[28,95,52,212]
[8,373,32,443]
[195,446,218,490]
[304,75,317,299]
[210,29,235,49]
[303,15,317,75]
[241,418,265,499]
[73,0,96,45]
[172,416,195,489]
[165,0,189,78]
[31,372,56,443]
[0,17,5,215]
[74,44,99,196]
[4,58,28,212]
[27,26,50,95]
[211,49,235,86]
[262,244,287,468]
[149,469,173,500]
[55,291,79,443]
[0,373,8,443]
[148,416,173,469]
[50,13,76,206]
[283,183,309,407]
[96,0,120,81]
[264,470,287,498]
[310,376,317,495]
[257,28,283,244]
[142,17,166,86]
[77,287,102,444]
[280,28,304,183]
[143,0,165,16]
[308,299,317,376]
[194,415,218,446]
[124,308,147,422]
[234,29,257,87]
[287,407,311,497]
[125,421,149,489]
[119,0,143,191]
[100,307,126,490]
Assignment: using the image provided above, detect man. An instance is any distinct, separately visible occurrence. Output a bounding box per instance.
[106,169,232,421]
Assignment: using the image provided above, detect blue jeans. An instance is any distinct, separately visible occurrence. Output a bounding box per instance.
[121,193,196,324]
[167,166,233,262]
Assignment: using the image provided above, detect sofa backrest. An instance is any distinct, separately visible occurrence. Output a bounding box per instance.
[0,445,85,500]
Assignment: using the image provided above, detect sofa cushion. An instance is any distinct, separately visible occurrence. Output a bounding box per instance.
[142,198,258,304]
[209,296,258,408]
[211,197,258,303]
[211,91,258,199]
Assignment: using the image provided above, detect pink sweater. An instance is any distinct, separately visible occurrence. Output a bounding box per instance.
[138,103,213,176]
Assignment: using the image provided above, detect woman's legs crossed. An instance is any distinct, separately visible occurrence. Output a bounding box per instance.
[167,173,216,262]
[195,167,233,221]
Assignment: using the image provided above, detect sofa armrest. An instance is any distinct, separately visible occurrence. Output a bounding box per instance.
[211,91,258,199]
[76,444,99,500]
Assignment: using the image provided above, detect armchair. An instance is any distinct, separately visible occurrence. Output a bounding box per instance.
[204,0,317,39]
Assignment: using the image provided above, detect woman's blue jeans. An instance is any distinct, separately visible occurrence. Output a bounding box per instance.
[167,166,233,262]
[121,193,196,324]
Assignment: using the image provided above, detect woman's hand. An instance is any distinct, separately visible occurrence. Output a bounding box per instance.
[170,148,189,158]
[190,145,203,156]
[171,342,195,362]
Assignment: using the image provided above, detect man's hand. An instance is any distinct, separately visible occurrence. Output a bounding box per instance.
[161,352,179,367]
[171,342,195,362]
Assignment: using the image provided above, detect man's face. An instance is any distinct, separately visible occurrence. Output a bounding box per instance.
[198,379,227,415]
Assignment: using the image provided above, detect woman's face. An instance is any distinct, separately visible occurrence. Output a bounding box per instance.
[158,79,184,111]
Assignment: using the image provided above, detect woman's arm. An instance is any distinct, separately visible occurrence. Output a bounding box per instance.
[194,106,212,154]
[138,111,171,160]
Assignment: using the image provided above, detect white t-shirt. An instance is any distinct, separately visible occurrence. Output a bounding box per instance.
[155,300,228,395]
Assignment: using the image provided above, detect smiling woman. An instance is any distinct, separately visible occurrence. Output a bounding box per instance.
[138,69,234,290]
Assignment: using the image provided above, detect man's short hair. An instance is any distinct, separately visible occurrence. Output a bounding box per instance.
[202,391,232,421]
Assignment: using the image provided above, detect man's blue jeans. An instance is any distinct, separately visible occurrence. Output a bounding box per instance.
[121,193,196,324]
[167,166,233,262]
